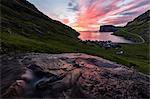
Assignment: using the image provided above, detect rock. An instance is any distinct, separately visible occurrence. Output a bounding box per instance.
[35,75,65,90]
[99,25,118,32]
[2,80,27,98]
[1,53,150,98]
[27,64,49,78]
[21,69,35,82]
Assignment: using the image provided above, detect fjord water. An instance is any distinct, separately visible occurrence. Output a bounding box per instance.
[79,31,132,43]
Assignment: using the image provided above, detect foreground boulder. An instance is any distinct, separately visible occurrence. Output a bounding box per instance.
[1,53,150,98]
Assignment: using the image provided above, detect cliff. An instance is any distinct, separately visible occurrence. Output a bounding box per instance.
[99,25,118,32]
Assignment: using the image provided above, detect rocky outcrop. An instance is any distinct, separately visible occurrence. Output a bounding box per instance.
[1,53,150,99]
[99,25,118,32]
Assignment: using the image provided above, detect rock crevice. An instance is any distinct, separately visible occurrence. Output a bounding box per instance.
[1,53,150,98]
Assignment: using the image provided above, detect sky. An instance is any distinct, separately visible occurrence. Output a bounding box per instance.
[27,0,149,31]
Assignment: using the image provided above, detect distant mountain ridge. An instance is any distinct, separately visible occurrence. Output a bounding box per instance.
[1,0,79,38]
[127,10,150,24]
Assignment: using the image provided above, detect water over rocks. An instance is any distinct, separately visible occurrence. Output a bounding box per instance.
[1,53,150,98]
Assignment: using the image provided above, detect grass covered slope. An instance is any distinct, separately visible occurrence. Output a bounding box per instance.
[114,10,150,43]
[0,0,149,74]
[0,0,80,53]
[112,10,150,74]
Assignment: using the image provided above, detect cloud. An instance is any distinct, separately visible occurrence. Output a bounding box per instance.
[62,19,69,24]
[68,2,73,7]
[122,0,149,12]
[68,0,80,12]
[121,11,139,15]
[68,5,80,11]
[29,0,149,31]
[71,0,149,31]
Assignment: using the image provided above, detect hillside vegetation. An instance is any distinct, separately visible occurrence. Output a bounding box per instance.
[0,0,81,53]
[112,10,150,74]
[0,0,149,74]
[114,10,150,43]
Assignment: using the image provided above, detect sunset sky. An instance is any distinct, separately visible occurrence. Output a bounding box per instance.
[28,0,149,31]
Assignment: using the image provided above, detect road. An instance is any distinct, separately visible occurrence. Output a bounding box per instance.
[121,30,145,44]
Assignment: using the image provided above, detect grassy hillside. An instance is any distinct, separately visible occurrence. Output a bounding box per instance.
[114,10,150,43]
[0,0,81,53]
[0,0,149,74]
[112,10,150,74]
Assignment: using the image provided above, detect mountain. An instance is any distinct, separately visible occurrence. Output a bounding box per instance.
[0,1,150,98]
[113,10,150,42]
[128,10,150,22]
[99,25,119,32]
[0,0,81,53]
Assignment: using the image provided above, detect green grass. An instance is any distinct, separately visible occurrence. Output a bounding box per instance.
[1,32,81,53]
[114,20,149,43]
[1,32,149,74]
[114,43,149,73]
[112,19,150,74]
[1,1,149,74]
[114,29,144,43]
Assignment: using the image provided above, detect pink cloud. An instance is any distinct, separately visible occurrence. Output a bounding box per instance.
[71,0,149,31]
[62,19,69,24]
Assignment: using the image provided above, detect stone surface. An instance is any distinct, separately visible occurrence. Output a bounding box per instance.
[1,53,150,98]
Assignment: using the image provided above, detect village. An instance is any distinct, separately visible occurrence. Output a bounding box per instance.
[81,40,124,55]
